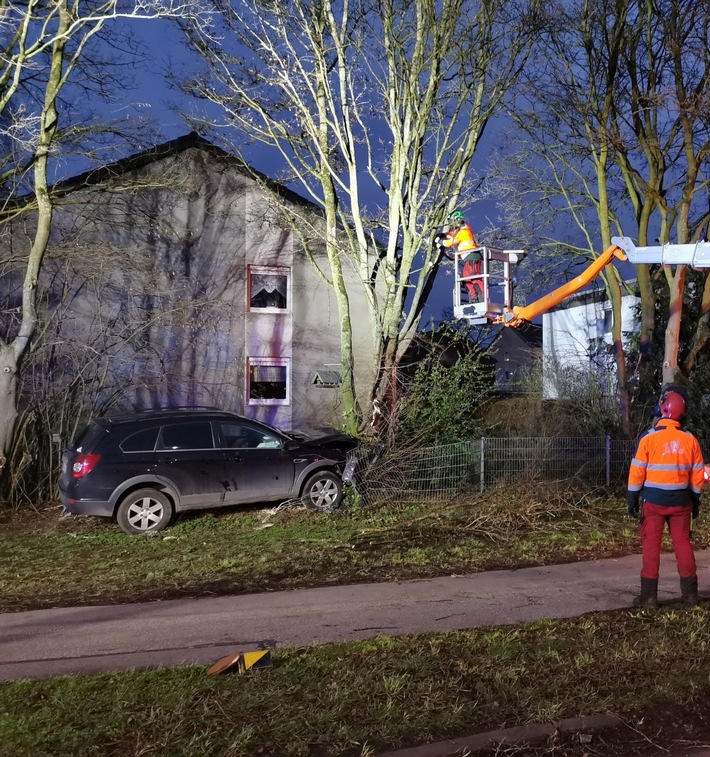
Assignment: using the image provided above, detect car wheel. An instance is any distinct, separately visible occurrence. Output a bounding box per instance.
[116,488,173,535]
[301,471,343,513]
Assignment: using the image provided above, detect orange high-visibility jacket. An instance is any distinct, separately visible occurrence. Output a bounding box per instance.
[443,223,477,253]
[628,418,705,506]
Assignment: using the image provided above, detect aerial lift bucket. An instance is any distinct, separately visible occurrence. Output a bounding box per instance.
[453,236,710,328]
[453,246,527,324]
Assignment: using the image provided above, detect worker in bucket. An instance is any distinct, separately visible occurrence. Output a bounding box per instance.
[435,210,484,302]
[626,387,704,608]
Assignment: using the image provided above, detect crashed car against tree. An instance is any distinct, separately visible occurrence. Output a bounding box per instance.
[59,408,357,535]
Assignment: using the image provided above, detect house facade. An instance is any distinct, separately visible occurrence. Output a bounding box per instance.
[0,134,377,434]
[542,285,640,400]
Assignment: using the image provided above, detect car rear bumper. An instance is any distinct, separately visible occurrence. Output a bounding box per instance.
[60,493,113,518]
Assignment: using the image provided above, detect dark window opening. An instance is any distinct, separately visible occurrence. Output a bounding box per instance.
[249,364,287,401]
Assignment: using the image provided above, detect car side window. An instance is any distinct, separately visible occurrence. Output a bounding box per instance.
[219,423,284,450]
[121,427,160,453]
[160,422,214,450]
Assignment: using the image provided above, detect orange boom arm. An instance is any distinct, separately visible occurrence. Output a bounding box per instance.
[500,244,628,327]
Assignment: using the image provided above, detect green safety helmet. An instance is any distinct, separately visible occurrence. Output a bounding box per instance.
[449,210,465,224]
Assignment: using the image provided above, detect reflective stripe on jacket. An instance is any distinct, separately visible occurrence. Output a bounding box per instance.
[628,418,705,506]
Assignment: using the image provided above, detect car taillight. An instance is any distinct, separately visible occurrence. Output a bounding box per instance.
[72,453,101,479]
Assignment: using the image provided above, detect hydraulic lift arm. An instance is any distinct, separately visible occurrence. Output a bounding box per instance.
[498,244,628,327]
[454,236,709,327]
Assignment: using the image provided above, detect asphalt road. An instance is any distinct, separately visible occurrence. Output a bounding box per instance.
[1,550,709,682]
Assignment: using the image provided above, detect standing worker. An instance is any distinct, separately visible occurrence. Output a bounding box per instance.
[626,387,705,607]
[441,210,484,301]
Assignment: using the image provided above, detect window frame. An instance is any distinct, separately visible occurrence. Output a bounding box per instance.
[247,264,290,314]
[247,356,291,406]
[603,308,613,334]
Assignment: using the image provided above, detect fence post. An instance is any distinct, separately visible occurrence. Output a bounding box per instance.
[480,437,485,495]
[605,435,611,487]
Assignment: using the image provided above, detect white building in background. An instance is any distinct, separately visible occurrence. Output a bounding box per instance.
[542,285,640,400]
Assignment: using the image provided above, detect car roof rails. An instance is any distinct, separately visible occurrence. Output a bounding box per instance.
[97,405,235,421]
[140,405,226,413]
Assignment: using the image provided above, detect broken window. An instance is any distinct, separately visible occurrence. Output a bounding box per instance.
[248,265,289,312]
[247,357,290,405]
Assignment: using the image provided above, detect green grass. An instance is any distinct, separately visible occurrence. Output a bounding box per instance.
[1,607,709,756]
[2,483,709,612]
[0,488,660,611]
[3,483,710,755]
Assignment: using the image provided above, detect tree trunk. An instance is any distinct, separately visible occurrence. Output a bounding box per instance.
[0,2,69,461]
[0,345,18,465]
[663,267,686,385]
[607,274,632,436]
[685,272,710,373]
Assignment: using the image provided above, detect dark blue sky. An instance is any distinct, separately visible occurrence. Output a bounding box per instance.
[79,19,612,328]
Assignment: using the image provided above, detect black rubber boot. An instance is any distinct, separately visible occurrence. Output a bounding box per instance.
[633,577,659,608]
[680,576,699,606]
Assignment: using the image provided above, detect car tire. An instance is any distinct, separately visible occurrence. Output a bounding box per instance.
[301,470,343,513]
[116,488,173,535]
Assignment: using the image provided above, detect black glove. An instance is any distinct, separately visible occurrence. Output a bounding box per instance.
[433,234,445,248]
[690,491,701,520]
[626,491,640,518]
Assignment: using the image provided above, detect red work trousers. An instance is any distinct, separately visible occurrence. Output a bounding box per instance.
[639,500,696,580]
[462,259,484,299]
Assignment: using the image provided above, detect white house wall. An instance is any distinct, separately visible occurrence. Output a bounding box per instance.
[542,290,639,400]
[0,138,377,435]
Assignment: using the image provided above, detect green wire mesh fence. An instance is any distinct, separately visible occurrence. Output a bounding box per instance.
[344,437,642,508]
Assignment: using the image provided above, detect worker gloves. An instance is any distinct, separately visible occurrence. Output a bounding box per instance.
[626,491,700,519]
[690,491,701,520]
[626,491,640,518]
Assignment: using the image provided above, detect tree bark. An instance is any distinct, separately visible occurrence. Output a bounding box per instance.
[0,2,69,459]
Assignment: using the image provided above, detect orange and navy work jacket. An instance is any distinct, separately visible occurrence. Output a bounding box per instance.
[628,418,705,506]
[443,224,478,254]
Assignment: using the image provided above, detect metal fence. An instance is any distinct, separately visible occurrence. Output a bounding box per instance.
[345,437,641,508]
[481,437,637,489]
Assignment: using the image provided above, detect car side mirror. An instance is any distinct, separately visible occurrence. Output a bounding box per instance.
[284,440,300,451]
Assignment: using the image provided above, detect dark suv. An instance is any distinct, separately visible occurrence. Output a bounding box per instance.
[59,408,356,535]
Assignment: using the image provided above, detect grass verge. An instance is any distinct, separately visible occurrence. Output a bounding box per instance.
[0,482,685,612]
[1,606,709,756]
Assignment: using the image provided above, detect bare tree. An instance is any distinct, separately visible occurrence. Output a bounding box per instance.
[0,0,209,463]
[496,0,710,430]
[615,0,710,384]
[176,0,538,433]
[494,0,640,432]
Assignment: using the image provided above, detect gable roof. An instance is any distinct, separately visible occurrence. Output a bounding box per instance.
[43,132,321,213]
